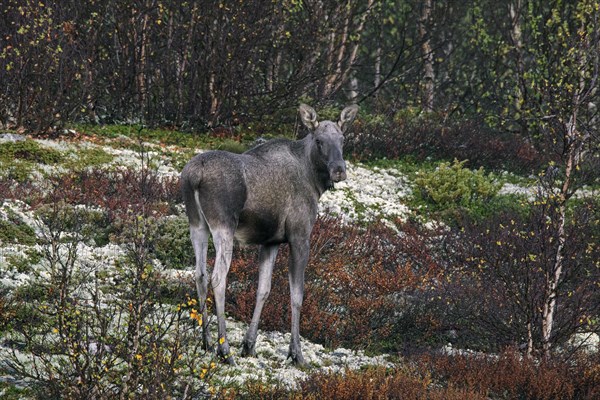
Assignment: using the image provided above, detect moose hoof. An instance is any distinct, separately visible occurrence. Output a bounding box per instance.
[218,349,237,366]
[217,343,237,366]
[240,341,256,357]
[222,354,237,366]
[287,351,306,367]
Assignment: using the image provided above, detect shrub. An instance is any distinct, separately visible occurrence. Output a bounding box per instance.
[434,199,600,354]
[414,159,501,207]
[238,365,486,400]
[4,189,213,399]
[412,159,503,223]
[227,217,441,350]
[153,215,194,270]
[418,350,600,400]
[347,110,547,174]
[43,168,180,223]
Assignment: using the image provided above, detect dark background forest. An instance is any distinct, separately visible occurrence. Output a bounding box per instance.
[2,0,598,138]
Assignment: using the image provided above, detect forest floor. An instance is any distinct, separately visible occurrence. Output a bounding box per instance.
[0,128,598,399]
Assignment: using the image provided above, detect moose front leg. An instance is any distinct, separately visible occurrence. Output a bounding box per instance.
[287,238,309,366]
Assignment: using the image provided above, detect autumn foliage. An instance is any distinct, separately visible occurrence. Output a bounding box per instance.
[227,217,440,349]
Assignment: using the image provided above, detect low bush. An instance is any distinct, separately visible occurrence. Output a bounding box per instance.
[434,199,600,354]
[153,215,194,270]
[238,365,485,400]
[347,110,547,174]
[227,217,441,350]
[0,208,36,245]
[3,190,213,399]
[418,350,600,400]
[413,158,503,224]
[0,139,63,165]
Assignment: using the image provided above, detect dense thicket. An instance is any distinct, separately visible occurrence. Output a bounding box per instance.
[2,0,597,139]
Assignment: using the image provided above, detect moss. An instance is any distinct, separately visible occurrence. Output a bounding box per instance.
[153,215,194,270]
[0,160,34,182]
[64,147,114,170]
[72,123,258,153]
[0,210,36,245]
[72,124,205,148]
[0,139,64,181]
[6,249,42,274]
[0,139,63,165]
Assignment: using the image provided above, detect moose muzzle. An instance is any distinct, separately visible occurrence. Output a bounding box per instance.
[329,161,347,182]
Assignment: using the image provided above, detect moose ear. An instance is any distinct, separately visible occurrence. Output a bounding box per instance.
[299,104,319,130]
[338,104,359,133]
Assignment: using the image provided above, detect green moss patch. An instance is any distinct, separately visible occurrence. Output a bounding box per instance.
[0,139,63,165]
[64,146,114,170]
[0,209,36,245]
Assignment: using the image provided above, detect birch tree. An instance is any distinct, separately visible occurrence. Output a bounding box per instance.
[469,0,600,358]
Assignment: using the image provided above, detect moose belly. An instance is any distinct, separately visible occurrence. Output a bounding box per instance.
[235,210,285,245]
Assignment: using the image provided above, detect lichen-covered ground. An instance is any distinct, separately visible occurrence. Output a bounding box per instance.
[0,132,555,397]
[0,133,412,395]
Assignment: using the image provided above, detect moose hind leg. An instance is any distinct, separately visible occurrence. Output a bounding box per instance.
[211,227,236,365]
[190,219,211,350]
[241,244,279,357]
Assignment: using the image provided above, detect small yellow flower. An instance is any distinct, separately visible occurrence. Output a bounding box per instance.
[187,298,197,306]
[189,309,203,326]
[219,337,225,345]
[135,354,143,360]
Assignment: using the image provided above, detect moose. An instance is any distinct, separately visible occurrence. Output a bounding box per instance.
[181,104,358,365]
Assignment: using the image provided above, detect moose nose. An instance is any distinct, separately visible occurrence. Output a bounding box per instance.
[330,162,347,182]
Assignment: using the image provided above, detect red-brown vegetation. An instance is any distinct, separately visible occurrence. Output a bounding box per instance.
[227,217,441,349]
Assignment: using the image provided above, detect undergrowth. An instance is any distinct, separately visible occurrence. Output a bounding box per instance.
[235,350,600,399]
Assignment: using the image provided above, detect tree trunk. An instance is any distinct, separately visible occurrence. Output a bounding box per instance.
[541,111,581,359]
[134,6,150,119]
[374,42,382,89]
[322,0,374,98]
[540,9,597,357]
[418,0,434,112]
[509,0,526,125]
[176,4,197,125]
